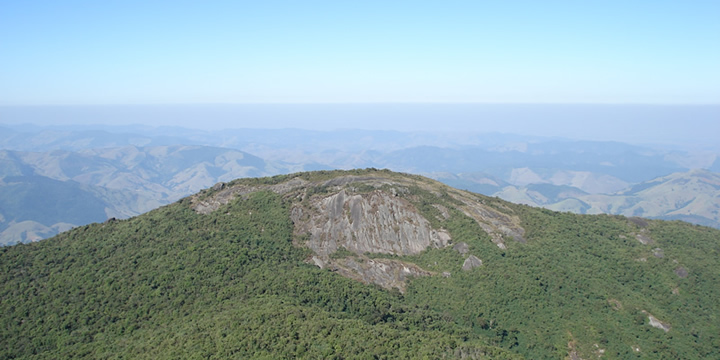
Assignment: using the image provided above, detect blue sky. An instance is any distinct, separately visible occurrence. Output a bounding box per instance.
[1,1,719,105]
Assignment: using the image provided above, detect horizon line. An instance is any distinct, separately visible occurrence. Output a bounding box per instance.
[2,102,720,107]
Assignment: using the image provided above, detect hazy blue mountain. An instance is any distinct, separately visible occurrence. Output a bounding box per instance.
[0,128,199,152]
[427,172,510,196]
[373,145,686,199]
[491,169,720,229]
[709,157,720,172]
[0,145,293,245]
[1,124,718,243]
[0,174,160,246]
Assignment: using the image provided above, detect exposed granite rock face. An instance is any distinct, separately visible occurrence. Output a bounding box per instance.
[450,191,525,249]
[295,189,451,257]
[190,177,309,214]
[192,171,528,291]
[635,232,654,245]
[330,257,432,293]
[643,310,671,332]
[462,255,483,270]
[432,204,451,220]
[293,188,452,292]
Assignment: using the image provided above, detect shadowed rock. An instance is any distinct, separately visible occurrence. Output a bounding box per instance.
[453,242,469,254]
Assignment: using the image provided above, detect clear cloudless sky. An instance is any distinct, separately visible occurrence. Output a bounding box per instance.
[1,0,719,105]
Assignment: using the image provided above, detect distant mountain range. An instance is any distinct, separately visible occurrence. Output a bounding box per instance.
[432,169,720,228]
[0,145,286,245]
[1,124,718,245]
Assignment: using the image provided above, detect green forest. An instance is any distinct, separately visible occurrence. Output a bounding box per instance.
[1,169,719,359]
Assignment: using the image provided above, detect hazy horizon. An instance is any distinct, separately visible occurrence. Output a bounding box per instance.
[2,2,718,149]
[1,103,719,149]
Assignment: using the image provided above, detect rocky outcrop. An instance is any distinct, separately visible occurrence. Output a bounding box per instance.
[635,231,654,245]
[192,171,528,291]
[294,190,451,257]
[330,257,432,293]
[462,255,483,270]
[643,311,671,332]
[191,178,309,214]
[453,242,469,254]
[451,192,525,249]
[292,188,452,292]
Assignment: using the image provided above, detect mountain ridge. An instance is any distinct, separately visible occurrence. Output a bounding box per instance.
[490,169,720,229]
[0,145,288,245]
[2,124,719,246]
[3,169,715,358]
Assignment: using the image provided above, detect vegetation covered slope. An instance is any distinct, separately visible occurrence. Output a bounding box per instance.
[2,169,719,359]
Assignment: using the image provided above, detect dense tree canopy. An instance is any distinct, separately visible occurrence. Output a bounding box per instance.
[1,169,718,359]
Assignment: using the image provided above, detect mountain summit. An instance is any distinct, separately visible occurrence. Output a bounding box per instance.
[2,169,719,359]
[190,170,524,293]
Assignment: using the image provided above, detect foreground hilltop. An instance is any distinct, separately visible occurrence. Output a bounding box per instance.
[190,169,525,293]
[2,169,719,359]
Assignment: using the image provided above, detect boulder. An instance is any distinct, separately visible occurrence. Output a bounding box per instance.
[462,255,482,271]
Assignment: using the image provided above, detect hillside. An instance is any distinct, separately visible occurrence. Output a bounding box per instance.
[3,145,276,201]
[0,146,287,245]
[492,169,720,229]
[4,124,720,246]
[2,169,719,359]
[0,174,161,246]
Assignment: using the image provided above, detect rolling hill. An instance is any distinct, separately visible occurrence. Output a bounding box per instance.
[0,145,287,245]
[491,169,720,229]
[1,169,718,359]
[2,124,719,246]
